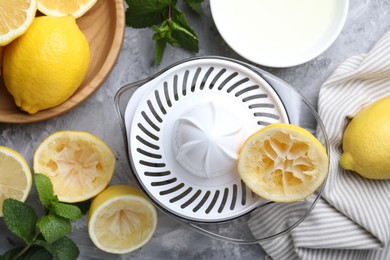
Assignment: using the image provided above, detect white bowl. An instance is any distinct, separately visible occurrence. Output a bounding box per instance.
[210,0,349,68]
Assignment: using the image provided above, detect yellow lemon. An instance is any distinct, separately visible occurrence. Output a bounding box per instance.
[33,131,115,203]
[0,0,37,46]
[238,123,328,202]
[3,15,90,114]
[88,185,158,254]
[340,96,390,179]
[38,0,98,18]
[0,146,32,217]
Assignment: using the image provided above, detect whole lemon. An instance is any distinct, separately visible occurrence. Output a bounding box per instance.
[3,15,90,114]
[340,96,390,179]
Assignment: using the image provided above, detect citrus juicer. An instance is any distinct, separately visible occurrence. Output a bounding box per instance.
[115,56,329,242]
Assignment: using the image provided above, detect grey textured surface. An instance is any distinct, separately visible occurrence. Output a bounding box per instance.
[1,0,390,259]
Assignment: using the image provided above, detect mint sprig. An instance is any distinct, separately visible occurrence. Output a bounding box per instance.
[125,0,204,65]
[1,174,83,260]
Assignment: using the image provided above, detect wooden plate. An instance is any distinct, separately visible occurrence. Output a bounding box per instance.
[0,0,125,123]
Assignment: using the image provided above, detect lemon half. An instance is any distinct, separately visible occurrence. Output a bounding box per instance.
[33,131,115,203]
[88,185,158,254]
[0,0,37,46]
[238,123,328,202]
[37,0,98,18]
[0,146,32,217]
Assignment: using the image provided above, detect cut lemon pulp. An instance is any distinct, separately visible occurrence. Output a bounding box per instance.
[0,146,32,217]
[33,131,115,203]
[0,0,37,46]
[37,0,98,18]
[238,123,328,202]
[88,185,158,254]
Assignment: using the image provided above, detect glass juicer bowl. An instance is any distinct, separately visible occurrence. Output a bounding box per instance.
[114,56,329,244]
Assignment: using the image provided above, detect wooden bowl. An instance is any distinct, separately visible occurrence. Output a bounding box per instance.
[0,0,125,123]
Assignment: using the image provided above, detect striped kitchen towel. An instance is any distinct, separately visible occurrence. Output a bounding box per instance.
[249,29,390,259]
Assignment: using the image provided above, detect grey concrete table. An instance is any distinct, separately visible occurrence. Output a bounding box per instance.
[1,1,389,259]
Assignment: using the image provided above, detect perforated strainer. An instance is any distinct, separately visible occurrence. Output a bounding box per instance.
[115,57,329,241]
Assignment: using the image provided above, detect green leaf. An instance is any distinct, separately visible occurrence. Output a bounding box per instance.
[37,215,71,243]
[184,0,204,14]
[171,7,196,35]
[52,237,79,260]
[152,21,178,46]
[3,199,37,243]
[34,174,54,207]
[125,0,175,15]
[1,246,52,260]
[155,39,167,65]
[51,203,82,220]
[168,19,199,52]
[1,247,23,260]
[126,10,167,28]
[124,0,201,66]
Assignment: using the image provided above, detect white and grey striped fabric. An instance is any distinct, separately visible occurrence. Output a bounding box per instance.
[249,30,390,259]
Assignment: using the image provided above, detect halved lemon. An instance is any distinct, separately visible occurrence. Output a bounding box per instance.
[88,185,158,254]
[33,131,115,203]
[0,0,37,46]
[238,123,328,202]
[0,146,32,217]
[37,0,98,18]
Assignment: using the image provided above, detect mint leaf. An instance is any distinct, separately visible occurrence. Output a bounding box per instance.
[126,0,175,15]
[126,10,167,28]
[151,13,198,64]
[168,19,199,52]
[152,21,178,46]
[3,199,37,243]
[155,39,167,65]
[184,0,204,14]
[1,246,52,260]
[35,237,79,260]
[1,247,22,260]
[51,203,81,220]
[52,237,79,260]
[125,0,202,65]
[37,215,71,243]
[171,7,196,35]
[125,0,176,28]
[34,174,54,207]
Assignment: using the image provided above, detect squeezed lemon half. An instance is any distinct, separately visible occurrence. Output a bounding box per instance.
[88,185,158,254]
[238,123,328,202]
[33,131,115,203]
